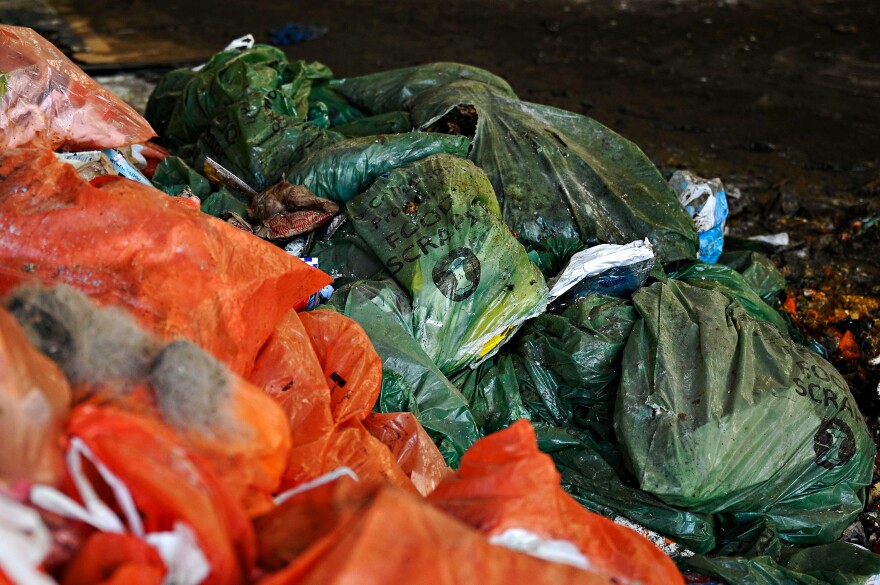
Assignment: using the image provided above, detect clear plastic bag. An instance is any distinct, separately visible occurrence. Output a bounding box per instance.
[0,25,155,151]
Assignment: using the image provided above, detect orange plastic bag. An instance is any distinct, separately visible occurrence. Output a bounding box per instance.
[255,475,377,573]
[59,406,255,585]
[253,309,417,492]
[5,281,291,517]
[298,310,382,425]
[62,532,166,585]
[272,310,416,492]
[0,307,71,488]
[249,310,335,486]
[168,376,292,517]
[363,412,451,496]
[320,422,418,493]
[76,377,291,518]
[0,149,331,375]
[257,477,613,585]
[0,25,156,151]
[428,420,684,585]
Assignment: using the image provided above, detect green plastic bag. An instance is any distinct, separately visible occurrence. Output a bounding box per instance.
[347,154,548,374]
[616,280,874,544]
[194,96,335,191]
[288,132,471,204]
[144,67,197,140]
[448,292,717,552]
[308,220,393,288]
[513,296,638,438]
[554,441,718,554]
[405,79,698,261]
[718,250,787,302]
[667,262,788,331]
[308,83,368,126]
[146,45,337,191]
[330,62,517,115]
[334,111,412,138]
[682,541,880,585]
[451,354,530,434]
[149,45,331,147]
[329,279,480,467]
[525,237,588,278]
[151,156,211,199]
[200,187,250,220]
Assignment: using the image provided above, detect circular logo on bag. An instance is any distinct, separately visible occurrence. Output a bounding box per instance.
[432,247,481,302]
[813,418,856,470]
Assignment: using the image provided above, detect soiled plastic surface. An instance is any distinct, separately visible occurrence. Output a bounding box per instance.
[0,149,330,376]
[667,261,788,331]
[347,154,548,374]
[429,421,685,585]
[0,308,70,487]
[616,280,874,543]
[407,79,698,261]
[0,25,155,151]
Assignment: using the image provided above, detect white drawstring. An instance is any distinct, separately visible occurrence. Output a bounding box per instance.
[274,467,359,506]
[0,495,56,585]
[30,437,210,585]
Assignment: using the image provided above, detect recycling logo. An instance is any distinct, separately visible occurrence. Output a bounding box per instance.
[813,417,856,470]
[432,247,481,302]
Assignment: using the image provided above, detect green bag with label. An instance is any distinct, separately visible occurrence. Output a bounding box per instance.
[616,280,874,544]
[346,153,548,375]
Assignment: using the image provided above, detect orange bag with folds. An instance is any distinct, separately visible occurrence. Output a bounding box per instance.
[58,406,255,585]
[428,420,684,585]
[290,310,415,492]
[62,532,166,585]
[256,477,614,585]
[0,149,331,375]
[0,307,70,488]
[363,412,451,495]
[254,309,416,493]
[0,25,156,151]
[76,377,291,518]
[298,310,382,425]
[249,310,335,486]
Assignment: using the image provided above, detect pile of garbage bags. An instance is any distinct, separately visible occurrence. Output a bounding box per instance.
[1,24,878,585]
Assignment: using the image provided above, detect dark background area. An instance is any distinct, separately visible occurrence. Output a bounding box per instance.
[5,0,880,414]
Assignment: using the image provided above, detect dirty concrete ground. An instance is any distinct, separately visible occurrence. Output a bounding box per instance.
[9,0,880,542]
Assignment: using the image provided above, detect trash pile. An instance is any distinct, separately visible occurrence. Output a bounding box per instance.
[1,24,878,585]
